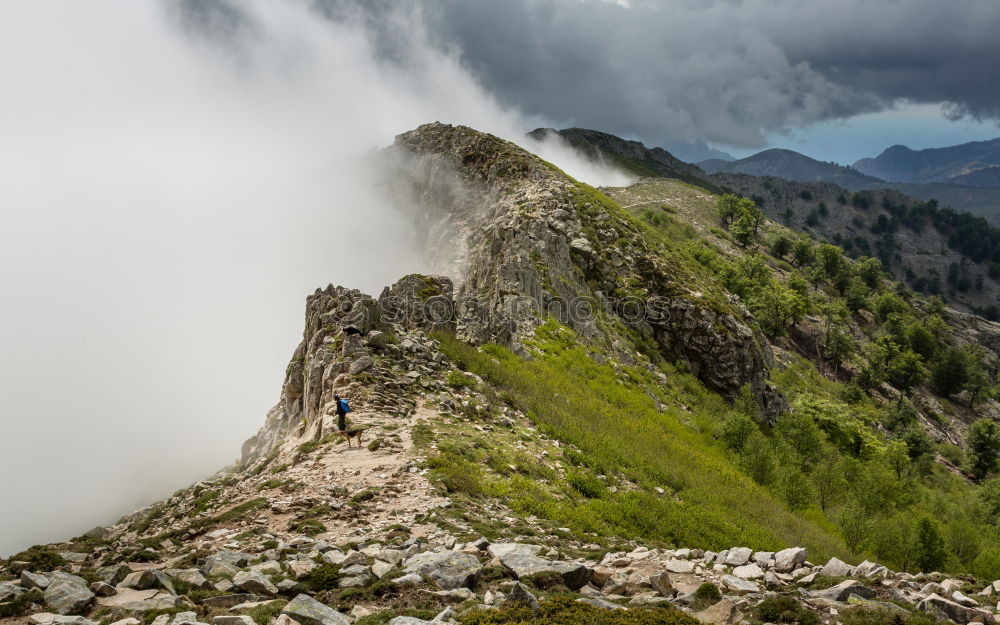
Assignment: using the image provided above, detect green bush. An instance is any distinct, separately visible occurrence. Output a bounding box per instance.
[290,518,326,536]
[447,370,477,390]
[304,563,341,591]
[838,606,947,625]
[8,546,65,571]
[752,595,820,624]
[0,589,43,617]
[459,596,699,624]
[566,470,606,499]
[690,583,722,610]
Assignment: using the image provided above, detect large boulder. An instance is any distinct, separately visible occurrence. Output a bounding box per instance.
[773,548,807,573]
[807,580,875,602]
[723,548,752,567]
[44,579,95,615]
[282,594,351,625]
[402,552,482,589]
[486,543,542,559]
[819,557,854,578]
[233,570,278,596]
[918,593,996,624]
[500,554,591,590]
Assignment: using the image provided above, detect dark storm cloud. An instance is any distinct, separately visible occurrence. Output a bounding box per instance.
[310,0,1000,148]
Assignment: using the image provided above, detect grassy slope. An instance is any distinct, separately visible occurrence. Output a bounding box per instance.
[431,174,999,580]
[436,322,850,561]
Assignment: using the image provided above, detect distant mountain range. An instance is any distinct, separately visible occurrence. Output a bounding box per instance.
[700,149,883,189]
[853,137,1000,187]
[699,147,1000,221]
[662,139,734,163]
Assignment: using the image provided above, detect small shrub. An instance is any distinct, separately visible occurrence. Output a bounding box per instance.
[460,596,699,624]
[304,563,341,591]
[566,470,606,499]
[691,583,722,611]
[368,438,382,452]
[521,570,566,590]
[447,370,477,390]
[838,606,947,625]
[752,595,820,624]
[290,518,326,536]
[350,488,379,504]
[0,589,43,617]
[244,599,288,624]
[8,546,65,571]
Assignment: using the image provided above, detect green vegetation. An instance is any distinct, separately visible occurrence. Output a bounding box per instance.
[0,589,43,618]
[752,596,820,624]
[436,324,850,559]
[7,545,65,570]
[460,597,698,625]
[690,583,722,611]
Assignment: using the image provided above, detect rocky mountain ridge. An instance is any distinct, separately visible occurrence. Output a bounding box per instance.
[6,123,1000,625]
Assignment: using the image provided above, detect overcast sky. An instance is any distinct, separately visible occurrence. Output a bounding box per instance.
[2,0,999,556]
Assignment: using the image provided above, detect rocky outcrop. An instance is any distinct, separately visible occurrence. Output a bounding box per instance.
[240,275,455,466]
[391,123,783,417]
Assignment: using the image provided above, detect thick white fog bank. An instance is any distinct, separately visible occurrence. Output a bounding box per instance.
[0,1,629,556]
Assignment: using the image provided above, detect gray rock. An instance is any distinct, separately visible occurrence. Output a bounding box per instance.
[90,581,117,596]
[752,551,774,569]
[349,355,375,375]
[118,570,157,590]
[282,593,351,625]
[773,547,807,573]
[233,570,278,596]
[486,543,542,559]
[649,571,674,597]
[918,593,996,624]
[170,612,199,625]
[387,618,430,625]
[44,580,95,615]
[732,563,765,580]
[853,560,888,578]
[577,597,626,610]
[277,579,299,592]
[503,582,540,612]
[432,607,457,623]
[723,548,752,567]
[97,564,131,586]
[720,575,759,595]
[200,594,261,609]
[664,559,695,573]
[166,569,209,590]
[0,581,21,601]
[22,570,50,590]
[403,551,482,589]
[391,573,423,587]
[807,579,875,602]
[500,554,591,590]
[212,617,258,625]
[819,557,854,578]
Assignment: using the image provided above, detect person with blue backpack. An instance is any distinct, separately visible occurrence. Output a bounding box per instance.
[334,393,350,430]
[333,393,365,447]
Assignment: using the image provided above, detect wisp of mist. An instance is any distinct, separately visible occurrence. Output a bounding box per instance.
[0,0,629,556]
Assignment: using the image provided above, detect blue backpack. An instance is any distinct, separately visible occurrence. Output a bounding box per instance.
[340,398,351,413]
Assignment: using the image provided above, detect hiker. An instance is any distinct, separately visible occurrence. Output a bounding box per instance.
[334,393,349,431]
